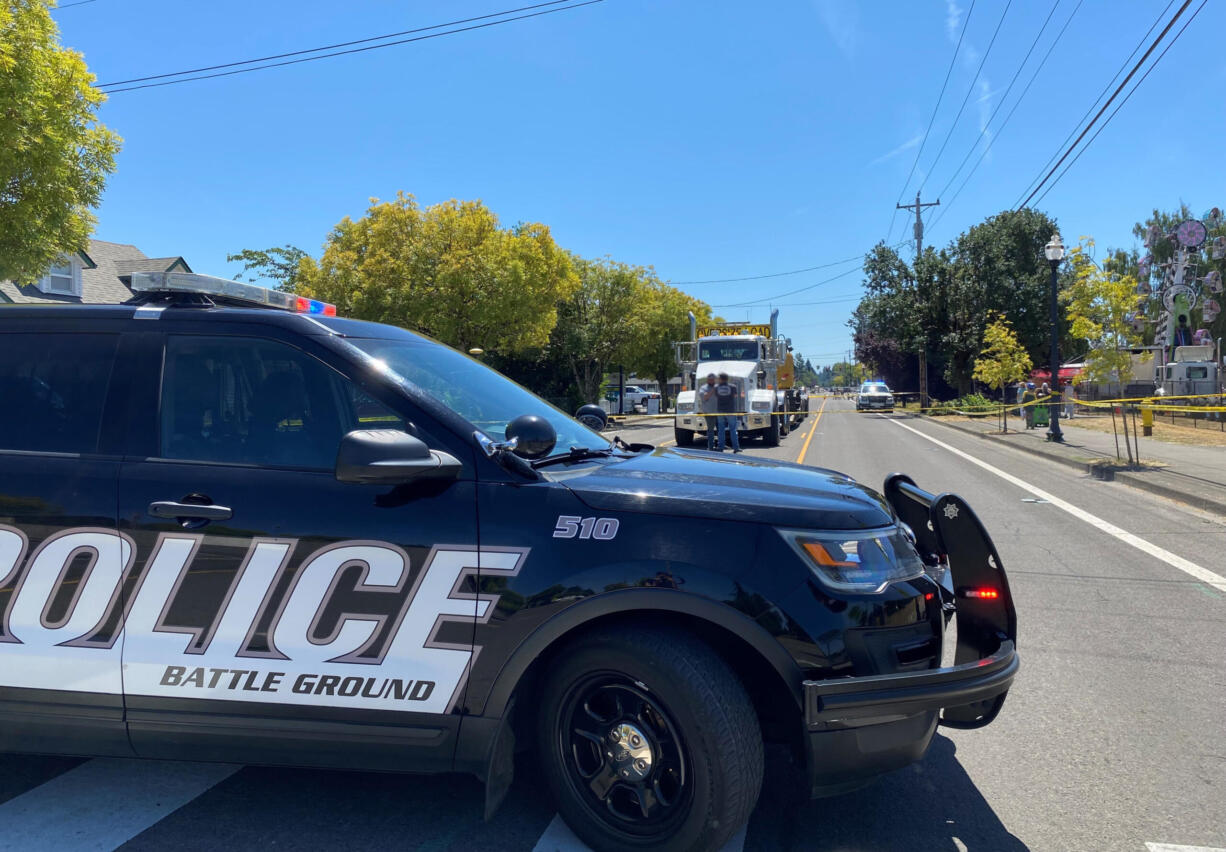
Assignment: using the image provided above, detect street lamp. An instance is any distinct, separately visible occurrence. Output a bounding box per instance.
[1043,233,1065,443]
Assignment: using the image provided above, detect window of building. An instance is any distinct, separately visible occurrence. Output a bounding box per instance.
[0,334,119,454]
[37,260,81,297]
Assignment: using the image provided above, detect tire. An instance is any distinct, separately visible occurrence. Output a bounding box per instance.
[537,627,763,852]
[762,415,781,447]
[673,427,694,447]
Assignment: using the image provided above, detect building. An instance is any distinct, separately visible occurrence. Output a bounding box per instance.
[0,240,191,305]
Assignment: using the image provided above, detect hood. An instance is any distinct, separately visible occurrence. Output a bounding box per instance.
[558,446,894,529]
[697,360,757,380]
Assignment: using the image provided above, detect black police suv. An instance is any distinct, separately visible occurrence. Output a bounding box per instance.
[0,273,1017,852]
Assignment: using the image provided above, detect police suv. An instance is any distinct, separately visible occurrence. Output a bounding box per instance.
[0,273,1017,852]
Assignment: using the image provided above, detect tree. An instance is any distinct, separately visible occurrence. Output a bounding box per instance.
[1066,238,1146,463]
[625,279,712,409]
[0,0,121,283]
[227,245,310,291]
[300,194,578,354]
[551,257,650,405]
[972,314,1031,432]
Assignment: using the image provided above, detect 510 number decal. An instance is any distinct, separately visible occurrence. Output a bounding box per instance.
[552,516,619,540]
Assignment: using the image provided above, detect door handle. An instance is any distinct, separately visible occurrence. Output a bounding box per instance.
[148,501,233,521]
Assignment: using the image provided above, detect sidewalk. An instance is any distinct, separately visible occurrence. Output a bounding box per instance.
[925,413,1226,516]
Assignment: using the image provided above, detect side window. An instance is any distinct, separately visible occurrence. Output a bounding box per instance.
[344,386,407,433]
[0,333,118,454]
[160,336,346,469]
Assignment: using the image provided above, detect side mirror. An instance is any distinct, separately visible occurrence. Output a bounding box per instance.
[335,429,462,484]
[505,414,556,460]
[757,370,767,380]
[574,404,608,432]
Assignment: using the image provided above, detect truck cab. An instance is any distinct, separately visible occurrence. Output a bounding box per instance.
[1154,344,1222,400]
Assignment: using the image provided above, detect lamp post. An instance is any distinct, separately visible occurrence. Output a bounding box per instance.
[1043,233,1065,443]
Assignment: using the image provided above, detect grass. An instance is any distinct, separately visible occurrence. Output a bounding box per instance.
[1063,411,1226,448]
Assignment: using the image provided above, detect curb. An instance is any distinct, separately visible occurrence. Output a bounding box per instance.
[921,416,1226,517]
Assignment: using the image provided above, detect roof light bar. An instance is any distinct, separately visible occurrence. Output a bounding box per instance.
[129,272,336,316]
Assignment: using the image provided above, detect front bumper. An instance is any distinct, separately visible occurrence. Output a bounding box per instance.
[857,397,893,409]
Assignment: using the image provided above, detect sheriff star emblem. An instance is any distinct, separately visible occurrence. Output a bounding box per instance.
[942,504,959,520]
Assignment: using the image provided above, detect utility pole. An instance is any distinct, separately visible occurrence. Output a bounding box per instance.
[897,192,940,408]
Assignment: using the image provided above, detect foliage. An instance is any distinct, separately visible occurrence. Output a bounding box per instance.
[973,313,1031,431]
[851,209,1066,397]
[0,0,121,283]
[1131,203,1226,347]
[623,279,713,407]
[1065,239,1145,387]
[227,245,310,291]
[300,194,578,354]
[927,393,995,416]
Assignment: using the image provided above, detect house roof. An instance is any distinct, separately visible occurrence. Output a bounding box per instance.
[0,240,191,305]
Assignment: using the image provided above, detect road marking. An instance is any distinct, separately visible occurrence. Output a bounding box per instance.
[0,757,239,852]
[531,813,745,851]
[795,396,828,466]
[888,417,1226,594]
[1145,844,1226,851]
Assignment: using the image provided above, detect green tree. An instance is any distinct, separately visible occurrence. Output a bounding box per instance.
[227,245,310,291]
[552,257,650,405]
[625,279,712,409]
[0,0,121,283]
[301,194,578,354]
[1066,238,1146,463]
[972,313,1031,432]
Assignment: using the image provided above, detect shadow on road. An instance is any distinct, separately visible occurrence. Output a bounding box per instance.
[746,735,1028,851]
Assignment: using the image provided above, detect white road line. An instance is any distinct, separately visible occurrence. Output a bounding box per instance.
[0,757,240,852]
[530,814,746,852]
[888,417,1226,594]
[1145,844,1226,851]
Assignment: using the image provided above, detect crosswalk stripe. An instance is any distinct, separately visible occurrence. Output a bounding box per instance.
[0,757,239,852]
[530,813,746,851]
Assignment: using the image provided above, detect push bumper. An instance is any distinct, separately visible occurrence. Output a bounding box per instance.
[800,472,1020,797]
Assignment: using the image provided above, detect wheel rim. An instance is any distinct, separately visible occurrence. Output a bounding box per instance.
[556,673,692,838]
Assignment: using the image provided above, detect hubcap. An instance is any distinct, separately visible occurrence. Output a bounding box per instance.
[558,676,691,835]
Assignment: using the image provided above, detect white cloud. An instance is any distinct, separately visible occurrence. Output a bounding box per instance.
[870,133,924,166]
[945,0,962,43]
[815,0,857,58]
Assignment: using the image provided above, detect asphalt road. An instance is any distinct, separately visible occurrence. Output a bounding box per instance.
[3,397,1224,852]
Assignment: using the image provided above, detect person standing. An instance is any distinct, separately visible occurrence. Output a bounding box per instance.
[713,372,743,453]
[699,373,719,450]
[1022,383,1037,429]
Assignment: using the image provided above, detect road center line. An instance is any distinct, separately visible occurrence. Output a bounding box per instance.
[0,757,240,852]
[887,417,1226,594]
[795,396,827,466]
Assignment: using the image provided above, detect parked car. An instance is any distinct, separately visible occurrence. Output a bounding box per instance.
[857,382,895,411]
[605,384,660,411]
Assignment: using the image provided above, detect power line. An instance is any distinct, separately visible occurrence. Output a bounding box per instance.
[671,254,864,285]
[1011,0,1175,208]
[886,0,977,245]
[97,1,602,93]
[1014,0,1187,210]
[719,266,864,307]
[918,0,1013,194]
[1031,0,1207,208]
[52,0,98,9]
[709,294,861,309]
[925,0,1083,237]
[96,1,572,88]
[928,0,1060,205]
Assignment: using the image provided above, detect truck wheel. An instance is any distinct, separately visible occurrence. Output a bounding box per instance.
[762,416,781,447]
[673,428,693,447]
[537,627,763,852]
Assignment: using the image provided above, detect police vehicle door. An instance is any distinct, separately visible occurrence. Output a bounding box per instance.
[0,322,133,757]
[116,330,479,772]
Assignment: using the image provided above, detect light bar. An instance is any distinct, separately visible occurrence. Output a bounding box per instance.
[128,272,336,316]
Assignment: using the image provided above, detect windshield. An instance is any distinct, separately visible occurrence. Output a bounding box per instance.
[698,340,759,361]
[347,338,610,453]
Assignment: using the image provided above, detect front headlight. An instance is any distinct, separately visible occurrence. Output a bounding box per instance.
[751,400,771,412]
[778,527,925,593]
[676,402,695,414]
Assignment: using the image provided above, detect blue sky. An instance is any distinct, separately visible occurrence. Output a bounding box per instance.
[57,0,1226,366]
